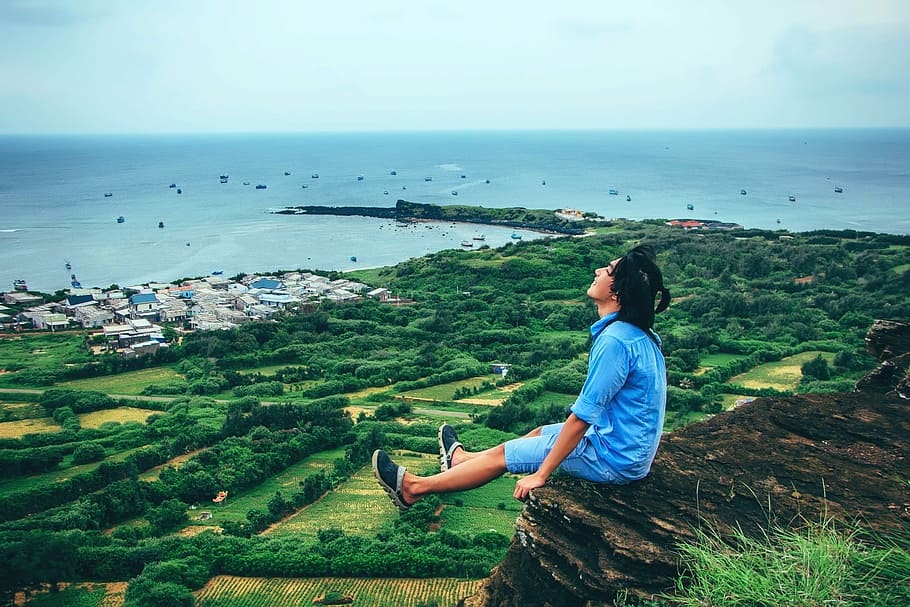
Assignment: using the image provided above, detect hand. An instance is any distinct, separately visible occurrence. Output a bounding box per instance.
[513,473,547,501]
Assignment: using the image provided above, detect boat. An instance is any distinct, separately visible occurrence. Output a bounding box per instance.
[349,256,357,262]
[686,203,694,211]
[626,195,631,202]
[211,270,223,275]
[424,176,433,182]
[12,279,28,291]
[117,216,125,223]
[284,171,291,176]
[389,170,397,175]
[243,181,250,186]
[740,189,747,195]
[220,177,228,183]
[158,221,165,228]
[301,184,308,189]
[256,184,267,189]
[311,173,319,179]
[71,277,81,288]
[834,186,843,193]
[65,261,72,270]
[383,190,389,195]
[608,189,619,195]
[460,240,474,247]
[357,175,364,181]
[104,192,113,198]
[511,233,522,239]
[169,183,177,188]
[541,180,546,186]
[219,174,229,180]
[485,179,490,184]
[788,195,797,202]
[472,234,485,240]
[451,190,458,196]
[176,188,182,194]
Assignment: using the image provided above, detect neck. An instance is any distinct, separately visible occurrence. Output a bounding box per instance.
[596,302,621,319]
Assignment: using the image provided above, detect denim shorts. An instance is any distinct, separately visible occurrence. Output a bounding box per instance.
[503,422,626,484]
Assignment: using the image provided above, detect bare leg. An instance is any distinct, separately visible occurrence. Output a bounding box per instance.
[401,444,508,504]
[450,426,543,467]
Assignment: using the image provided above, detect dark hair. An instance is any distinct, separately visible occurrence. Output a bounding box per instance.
[611,244,670,333]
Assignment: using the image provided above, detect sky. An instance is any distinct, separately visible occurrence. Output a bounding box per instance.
[1,0,909,134]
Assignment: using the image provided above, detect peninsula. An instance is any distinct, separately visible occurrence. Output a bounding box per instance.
[272,200,601,234]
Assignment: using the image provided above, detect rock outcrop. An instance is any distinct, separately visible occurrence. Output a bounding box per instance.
[461,321,910,607]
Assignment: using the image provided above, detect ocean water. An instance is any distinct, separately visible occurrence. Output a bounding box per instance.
[1,129,908,293]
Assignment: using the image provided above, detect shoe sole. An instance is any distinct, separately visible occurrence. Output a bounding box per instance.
[372,450,410,512]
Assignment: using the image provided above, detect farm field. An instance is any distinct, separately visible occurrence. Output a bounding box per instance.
[57,366,184,395]
[398,375,512,404]
[0,334,90,379]
[18,582,125,607]
[79,406,156,428]
[270,451,438,539]
[694,352,749,375]
[194,575,484,607]
[0,415,58,439]
[726,351,835,392]
[192,447,346,526]
[0,445,148,495]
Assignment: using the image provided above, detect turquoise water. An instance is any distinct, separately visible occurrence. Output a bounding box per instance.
[1,129,908,292]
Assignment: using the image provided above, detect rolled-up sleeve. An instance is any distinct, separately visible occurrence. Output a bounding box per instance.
[571,335,629,425]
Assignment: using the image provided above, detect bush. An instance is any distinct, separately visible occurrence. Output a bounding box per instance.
[71,442,106,465]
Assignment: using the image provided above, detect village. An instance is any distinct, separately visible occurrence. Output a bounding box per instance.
[1,272,394,358]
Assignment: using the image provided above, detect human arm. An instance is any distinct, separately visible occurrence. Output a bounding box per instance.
[513,413,590,500]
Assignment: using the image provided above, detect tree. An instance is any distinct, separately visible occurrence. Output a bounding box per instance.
[801,355,831,381]
[146,498,188,534]
[71,442,106,464]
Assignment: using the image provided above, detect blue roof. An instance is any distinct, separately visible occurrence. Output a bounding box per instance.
[250,278,282,290]
[67,294,94,306]
[130,293,158,304]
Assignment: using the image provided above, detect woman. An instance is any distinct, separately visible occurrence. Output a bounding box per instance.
[373,244,671,510]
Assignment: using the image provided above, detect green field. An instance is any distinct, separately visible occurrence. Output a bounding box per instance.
[727,351,835,392]
[57,366,184,395]
[0,445,148,496]
[695,352,749,375]
[189,448,347,525]
[194,575,484,607]
[440,475,523,537]
[398,374,512,403]
[0,415,59,439]
[0,334,91,376]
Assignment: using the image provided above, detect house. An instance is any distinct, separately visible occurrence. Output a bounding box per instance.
[3,291,42,306]
[258,292,299,309]
[491,363,512,377]
[129,292,159,320]
[249,278,283,290]
[367,288,390,302]
[167,285,195,299]
[73,303,114,328]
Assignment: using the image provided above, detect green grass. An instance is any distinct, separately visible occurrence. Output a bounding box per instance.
[440,475,524,537]
[398,374,510,403]
[727,351,835,392]
[21,585,108,607]
[695,352,749,375]
[0,333,91,375]
[669,519,910,607]
[189,447,347,525]
[57,366,184,395]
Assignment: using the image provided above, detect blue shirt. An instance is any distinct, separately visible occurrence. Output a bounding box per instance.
[570,312,667,481]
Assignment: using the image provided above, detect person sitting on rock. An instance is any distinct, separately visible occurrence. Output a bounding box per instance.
[373,244,671,510]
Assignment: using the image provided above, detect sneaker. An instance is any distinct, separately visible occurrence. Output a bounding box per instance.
[372,449,410,511]
[438,423,463,472]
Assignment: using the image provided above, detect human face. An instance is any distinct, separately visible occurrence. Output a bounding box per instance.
[586,257,621,305]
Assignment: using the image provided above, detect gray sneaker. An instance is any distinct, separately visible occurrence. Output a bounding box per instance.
[438,424,463,472]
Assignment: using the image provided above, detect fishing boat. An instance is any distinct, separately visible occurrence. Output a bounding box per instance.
[424,176,433,182]
[389,170,397,175]
[383,190,389,195]
[65,261,72,270]
[789,195,797,202]
[311,173,319,179]
[350,256,357,262]
[220,177,228,183]
[176,188,182,194]
[219,174,229,180]
[472,234,485,240]
[284,171,291,176]
[686,203,694,211]
[626,195,631,202]
[740,189,747,195]
[256,184,267,189]
[460,240,474,247]
[104,192,113,198]
[243,181,250,186]
[608,189,619,195]
[511,233,522,240]
[834,186,843,193]
[12,279,28,291]
[169,183,177,188]
[451,190,458,196]
[301,184,308,189]
[211,270,223,275]
[158,221,165,228]
[117,216,125,223]
[357,175,364,181]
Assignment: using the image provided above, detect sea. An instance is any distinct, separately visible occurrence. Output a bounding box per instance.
[1,129,908,294]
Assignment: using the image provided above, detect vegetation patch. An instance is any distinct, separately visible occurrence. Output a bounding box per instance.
[727,351,835,392]
[78,407,156,429]
[0,416,59,439]
[58,366,183,395]
[194,575,484,607]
